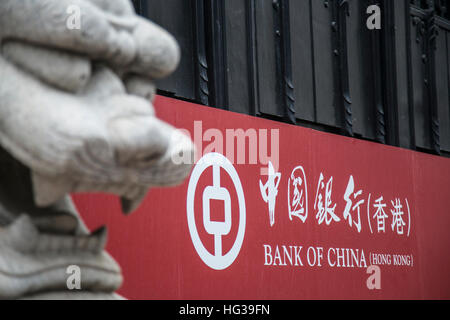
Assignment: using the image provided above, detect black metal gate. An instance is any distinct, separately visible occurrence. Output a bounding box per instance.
[133,0,450,157]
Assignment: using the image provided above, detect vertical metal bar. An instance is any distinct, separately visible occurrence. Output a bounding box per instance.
[140,0,148,16]
[338,0,353,136]
[406,0,417,150]
[424,8,441,154]
[273,0,296,124]
[380,0,402,146]
[330,0,353,136]
[435,0,448,17]
[131,0,142,14]
[369,0,387,144]
[206,0,228,110]
[380,0,394,145]
[246,0,259,116]
[329,0,341,127]
[309,0,318,122]
[193,0,210,106]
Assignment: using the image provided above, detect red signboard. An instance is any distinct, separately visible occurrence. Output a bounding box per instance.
[73,96,450,299]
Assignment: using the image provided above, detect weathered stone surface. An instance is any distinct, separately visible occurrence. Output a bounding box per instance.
[0,0,194,299]
[2,41,92,93]
[0,215,122,300]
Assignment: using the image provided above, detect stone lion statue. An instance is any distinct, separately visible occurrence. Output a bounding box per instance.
[0,0,195,299]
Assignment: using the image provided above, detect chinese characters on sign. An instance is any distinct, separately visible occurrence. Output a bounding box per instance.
[261,165,412,237]
[259,161,281,227]
[288,166,308,223]
[314,173,340,226]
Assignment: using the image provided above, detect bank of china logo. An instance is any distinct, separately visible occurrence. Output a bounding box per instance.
[186,153,246,270]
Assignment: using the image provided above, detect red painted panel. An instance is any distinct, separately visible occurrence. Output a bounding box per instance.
[73,96,450,299]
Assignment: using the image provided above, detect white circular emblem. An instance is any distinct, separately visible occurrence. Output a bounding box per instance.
[186,153,246,270]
